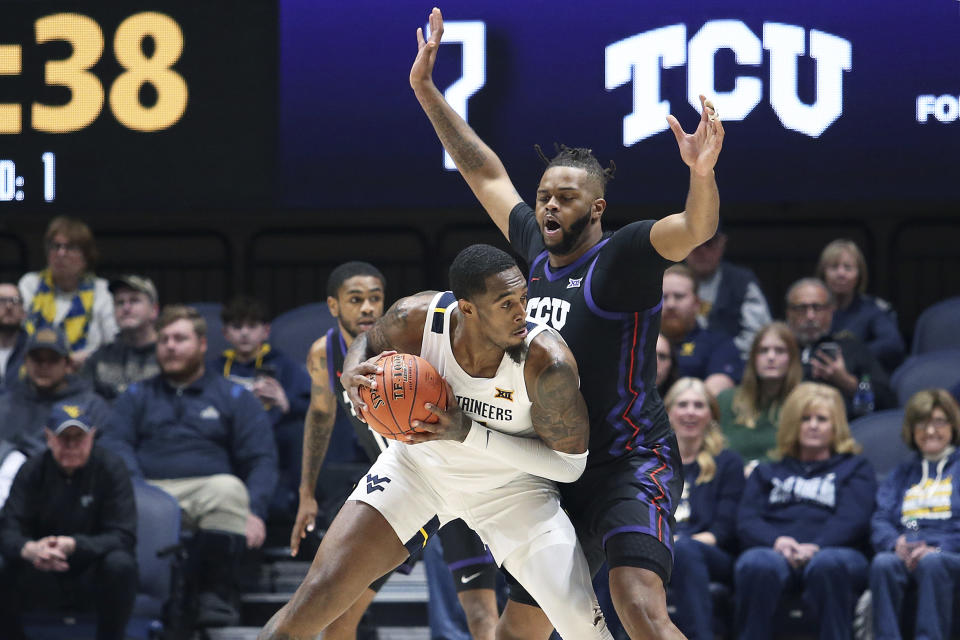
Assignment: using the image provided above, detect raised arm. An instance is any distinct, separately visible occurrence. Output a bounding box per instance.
[650,94,724,261]
[409,7,522,238]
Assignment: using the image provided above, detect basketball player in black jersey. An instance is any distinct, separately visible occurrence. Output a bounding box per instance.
[411,8,724,639]
[290,261,498,640]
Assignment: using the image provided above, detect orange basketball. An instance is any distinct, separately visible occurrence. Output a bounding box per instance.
[358,353,448,440]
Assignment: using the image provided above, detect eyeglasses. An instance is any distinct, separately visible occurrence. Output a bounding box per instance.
[47,241,82,255]
[914,417,952,431]
[787,303,831,314]
[0,296,22,306]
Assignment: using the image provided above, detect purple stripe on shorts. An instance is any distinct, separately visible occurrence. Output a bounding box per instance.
[448,552,495,571]
[606,304,658,456]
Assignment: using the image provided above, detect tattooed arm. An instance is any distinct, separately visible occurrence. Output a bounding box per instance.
[526,335,590,454]
[452,331,589,482]
[289,335,337,555]
[409,8,522,238]
[341,292,436,414]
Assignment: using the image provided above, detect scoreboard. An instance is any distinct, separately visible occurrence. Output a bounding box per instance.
[2,0,958,213]
[0,2,276,211]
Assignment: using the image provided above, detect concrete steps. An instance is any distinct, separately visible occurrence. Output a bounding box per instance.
[239,554,429,631]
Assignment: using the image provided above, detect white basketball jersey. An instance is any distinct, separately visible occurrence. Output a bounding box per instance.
[397,290,552,493]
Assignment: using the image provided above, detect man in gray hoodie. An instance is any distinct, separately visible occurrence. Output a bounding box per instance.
[0,327,109,458]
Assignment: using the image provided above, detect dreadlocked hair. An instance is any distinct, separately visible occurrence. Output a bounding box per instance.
[534,143,616,195]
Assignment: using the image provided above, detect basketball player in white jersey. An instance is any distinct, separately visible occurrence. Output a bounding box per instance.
[258,244,612,640]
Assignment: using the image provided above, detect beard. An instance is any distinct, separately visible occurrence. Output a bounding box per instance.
[0,318,20,334]
[506,340,529,365]
[660,313,694,343]
[546,207,593,256]
[161,352,205,383]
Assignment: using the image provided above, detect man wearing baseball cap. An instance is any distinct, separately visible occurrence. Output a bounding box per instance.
[82,274,161,401]
[0,327,109,458]
[0,400,137,640]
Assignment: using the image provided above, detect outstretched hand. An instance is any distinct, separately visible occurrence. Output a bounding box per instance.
[410,7,444,92]
[666,94,725,177]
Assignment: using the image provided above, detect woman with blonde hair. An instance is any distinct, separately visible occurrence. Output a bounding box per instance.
[665,377,745,639]
[734,383,876,640]
[18,216,116,366]
[815,239,904,371]
[718,322,802,468]
[870,389,960,639]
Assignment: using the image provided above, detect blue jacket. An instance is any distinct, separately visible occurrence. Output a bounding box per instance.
[871,449,960,553]
[675,325,744,383]
[676,449,745,551]
[737,453,876,550]
[0,329,28,396]
[103,368,278,519]
[212,344,311,428]
[832,293,905,372]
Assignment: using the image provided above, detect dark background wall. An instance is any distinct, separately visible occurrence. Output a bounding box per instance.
[1,199,957,348]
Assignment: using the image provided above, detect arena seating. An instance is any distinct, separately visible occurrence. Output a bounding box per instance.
[269,302,337,366]
[891,349,960,406]
[911,296,960,355]
[849,409,910,479]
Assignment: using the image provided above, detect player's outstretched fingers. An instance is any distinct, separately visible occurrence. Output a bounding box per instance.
[665,114,686,144]
[429,7,444,42]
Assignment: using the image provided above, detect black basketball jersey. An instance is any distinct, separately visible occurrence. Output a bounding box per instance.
[509,202,673,467]
[325,326,390,461]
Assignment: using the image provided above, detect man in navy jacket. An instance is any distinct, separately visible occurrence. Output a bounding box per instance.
[104,305,277,627]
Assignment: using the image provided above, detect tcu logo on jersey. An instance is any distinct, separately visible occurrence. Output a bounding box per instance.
[526,297,571,330]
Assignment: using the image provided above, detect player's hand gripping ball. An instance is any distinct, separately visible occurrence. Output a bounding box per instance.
[358,353,448,440]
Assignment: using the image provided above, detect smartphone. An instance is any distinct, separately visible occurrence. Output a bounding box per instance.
[817,342,841,360]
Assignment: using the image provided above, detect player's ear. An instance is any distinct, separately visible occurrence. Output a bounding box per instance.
[592,197,606,221]
[327,296,340,318]
[458,299,476,319]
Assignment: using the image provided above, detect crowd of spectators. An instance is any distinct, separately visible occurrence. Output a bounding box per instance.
[0,215,957,638]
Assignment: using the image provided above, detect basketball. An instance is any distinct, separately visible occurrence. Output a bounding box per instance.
[358,353,448,440]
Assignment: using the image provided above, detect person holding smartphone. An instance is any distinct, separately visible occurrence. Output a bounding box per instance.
[784,278,894,417]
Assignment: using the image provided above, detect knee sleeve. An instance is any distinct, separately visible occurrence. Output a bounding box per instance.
[604,531,673,585]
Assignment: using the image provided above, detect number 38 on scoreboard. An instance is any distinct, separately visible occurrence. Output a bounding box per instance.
[0,12,187,134]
